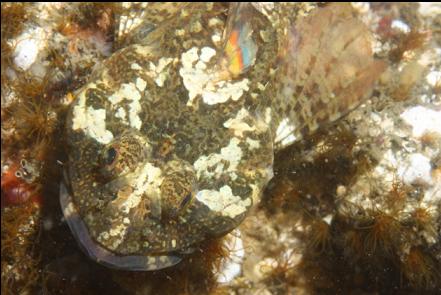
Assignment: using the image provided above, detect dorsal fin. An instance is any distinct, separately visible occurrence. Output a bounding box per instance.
[272,3,386,150]
[114,3,189,49]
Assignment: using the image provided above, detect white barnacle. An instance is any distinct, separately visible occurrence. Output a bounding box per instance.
[246,138,260,150]
[97,220,128,250]
[248,184,262,206]
[108,83,143,130]
[193,138,243,181]
[179,47,250,106]
[223,108,255,137]
[398,153,433,186]
[83,107,114,143]
[217,231,244,283]
[208,17,223,27]
[175,29,185,36]
[181,47,199,68]
[180,47,210,105]
[131,63,143,71]
[119,162,163,215]
[12,26,47,71]
[200,47,216,63]
[211,33,222,45]
[133,44,155,58]
[115,107,127,123]
[135,77,147,92]
[106,162,163,247]
[195,185,251,218]
[72,84,114,144]
[109,223,126,238]
[190,20,202,33]
[128,103,142,130]
[275,118,297,147]
[147,57,173,87]
[264,107,272,125]
[134,163,163,197]
[195,60,207,70]
[400,106,441,137]
[257,82,266,91]
[108,223,128,250]
[202,79,249,105]
[426,70,441,87]
[99,232,109,241]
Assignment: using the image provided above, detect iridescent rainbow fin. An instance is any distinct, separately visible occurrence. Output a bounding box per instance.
[218,3,258,79]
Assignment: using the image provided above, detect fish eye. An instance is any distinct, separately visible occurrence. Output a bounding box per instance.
[134,23,156,42]
[179,192,193,211]
[104,147,117,166]
[163,192,194,220]
[98,146,121,181]
[159,160,197,219]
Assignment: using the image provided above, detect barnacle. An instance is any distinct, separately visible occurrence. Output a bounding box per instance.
[6,97,57,161]
[401,247,439,289]
[389,30,429,63]
[341,229,364,261]
[262,250,299,294]
[307,218,332,253]
[410,206,438,240]
[66,3,116,34]
[385,175,411,212]
[1,202,41,294]
[1,71,62,163]
[58,4,114,56]
[2,2,441,294]
[420,131,441,149]
[362,210,402,255]
[0,3,29,90]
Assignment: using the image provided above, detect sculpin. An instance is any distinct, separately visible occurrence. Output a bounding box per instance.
[60,3,385,270]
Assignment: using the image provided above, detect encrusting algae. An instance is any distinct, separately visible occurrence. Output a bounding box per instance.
[1,2,441,294]
[1,203,41,294]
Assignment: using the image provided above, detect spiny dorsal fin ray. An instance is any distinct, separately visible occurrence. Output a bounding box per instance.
[273,3,386,150]
[114,3,190,49]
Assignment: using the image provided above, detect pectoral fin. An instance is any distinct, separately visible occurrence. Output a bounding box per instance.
[273,3,386,150]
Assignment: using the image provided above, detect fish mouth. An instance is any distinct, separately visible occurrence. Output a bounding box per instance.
[59,180,183,271]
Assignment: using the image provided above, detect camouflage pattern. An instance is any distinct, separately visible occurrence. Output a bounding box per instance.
[60,3,384,270]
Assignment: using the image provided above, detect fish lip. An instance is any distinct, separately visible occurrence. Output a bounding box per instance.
[59,181,183,271]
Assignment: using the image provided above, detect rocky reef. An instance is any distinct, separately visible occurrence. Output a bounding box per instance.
[1,3,440,294]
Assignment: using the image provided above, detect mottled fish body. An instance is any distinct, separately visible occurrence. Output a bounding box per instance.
[61,3,384,270]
